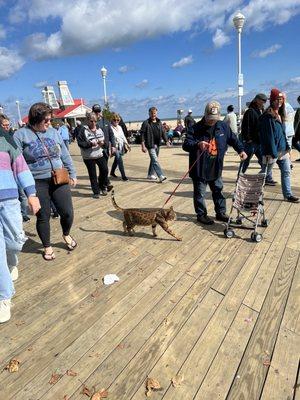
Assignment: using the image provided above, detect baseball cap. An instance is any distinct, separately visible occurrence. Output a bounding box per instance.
[254,93,268,102]
[188,109,192,113]
[92,104,102,113]
[204,101,221,121]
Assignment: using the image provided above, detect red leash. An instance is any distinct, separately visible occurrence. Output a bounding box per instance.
[163,149,206,207]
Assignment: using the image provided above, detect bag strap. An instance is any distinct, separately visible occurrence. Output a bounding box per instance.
[29,126,55,172]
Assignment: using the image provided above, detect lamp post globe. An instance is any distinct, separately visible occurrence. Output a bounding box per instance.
[233,12,245,33]
[100,66,107,79]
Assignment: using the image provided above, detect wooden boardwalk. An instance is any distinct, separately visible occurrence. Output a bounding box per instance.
[0,144,299,400]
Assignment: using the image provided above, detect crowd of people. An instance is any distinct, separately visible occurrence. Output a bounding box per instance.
[0,88,299,323]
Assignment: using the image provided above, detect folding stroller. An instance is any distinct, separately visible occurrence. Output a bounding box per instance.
[224,168,268,242]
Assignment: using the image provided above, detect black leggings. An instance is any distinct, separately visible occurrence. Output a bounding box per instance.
[35,179,74,247]
[83,157,109,194]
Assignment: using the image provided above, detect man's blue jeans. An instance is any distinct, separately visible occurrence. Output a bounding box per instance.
[262,156,292,198]
[0,199,27,300]
[147,146,164,178]
[242,142,272,181]
[192,177,226,217]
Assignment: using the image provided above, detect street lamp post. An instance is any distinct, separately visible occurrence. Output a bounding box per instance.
[100,66,108,107]
[233,12,245,134]
[15,100,22,124]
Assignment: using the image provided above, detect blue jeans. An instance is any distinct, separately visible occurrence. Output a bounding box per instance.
[193,177,226,217]
[0,199,27,300]
[263,156,292,198]
[111,150,126,178]
[147,146,164,178]
[242,142,272,181]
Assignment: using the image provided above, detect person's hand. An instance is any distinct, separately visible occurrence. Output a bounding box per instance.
[111,146,116,155]
[91,139,98,147]
[141,144,147,153]
[27,195,41,215]
[98,140,104,147]
[198,141,210,151]
[70,178,77,187]
[166,141,171,147]
[239,151,247,161]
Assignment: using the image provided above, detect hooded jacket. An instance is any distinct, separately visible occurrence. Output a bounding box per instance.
[258,108,288,159]
[241,101,262,143]
[182,118,243,181]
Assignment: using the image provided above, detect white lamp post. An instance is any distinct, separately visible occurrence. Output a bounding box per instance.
[100,66,108,106]
[15,100,22,124]
[233,12,246,133]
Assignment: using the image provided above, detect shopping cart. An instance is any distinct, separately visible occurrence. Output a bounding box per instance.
[224,165,269,242]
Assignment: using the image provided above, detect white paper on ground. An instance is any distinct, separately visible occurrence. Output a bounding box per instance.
[103,274,120,285]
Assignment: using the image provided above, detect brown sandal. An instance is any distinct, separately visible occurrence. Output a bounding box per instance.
[42,251,56,261]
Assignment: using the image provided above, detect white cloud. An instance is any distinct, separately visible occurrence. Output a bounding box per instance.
[135,79,148,89]
[290,77,300,84]
[34,81,48,88]
[118,65,134,74]
[251,44,282,58]
[0,47,25,80]
[172,55,193,68]
[212,29,230,48]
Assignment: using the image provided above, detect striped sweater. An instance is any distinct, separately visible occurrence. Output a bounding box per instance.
[0,133,36,201]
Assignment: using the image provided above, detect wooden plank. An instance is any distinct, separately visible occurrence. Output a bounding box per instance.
[243,208,298,312]
[194,305,258,400]
[260,255,300,400]
[227,247,299,400]
[130,290,223,400]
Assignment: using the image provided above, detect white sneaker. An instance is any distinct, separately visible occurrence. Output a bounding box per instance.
[10,266,19,282]
[0,299,11,323]
[147,175,157,180]
[159,176,167,183]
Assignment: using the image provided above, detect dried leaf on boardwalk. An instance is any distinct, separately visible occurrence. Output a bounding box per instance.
[171,373,184,387]
[49,372,62,384]
[91,388,109,399]
[145,377,162,397]
[5,358,20,373]
[66,369,78,376]
[82,385,92,397]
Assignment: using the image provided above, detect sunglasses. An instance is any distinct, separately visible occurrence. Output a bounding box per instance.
[44,117,52,123]
[112,119,120,122]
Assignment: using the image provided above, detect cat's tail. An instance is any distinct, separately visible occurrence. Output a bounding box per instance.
[111,190,123,211]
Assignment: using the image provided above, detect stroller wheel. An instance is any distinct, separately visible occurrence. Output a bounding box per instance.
[224,228,235,238]
[251,232,262,242]
[261,219,269,227]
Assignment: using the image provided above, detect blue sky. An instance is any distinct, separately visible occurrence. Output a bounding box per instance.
[0,0,300,123]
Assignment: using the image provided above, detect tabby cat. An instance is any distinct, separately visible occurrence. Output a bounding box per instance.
[111,190,182,241]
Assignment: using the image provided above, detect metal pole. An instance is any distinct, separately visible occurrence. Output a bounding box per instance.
[237,30,242,132]
[16,101,22,122]
[103,76,107,105]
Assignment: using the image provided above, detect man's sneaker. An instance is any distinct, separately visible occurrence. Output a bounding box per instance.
[147,175,157,180]
[52,211,59,219]
[216,213,230,222]
[265,179,277,186]
[107,184,114,192]
[100,190,108,196]
[10,266,19,282]
[158,176,167,183]
[285,195,299,203]
[122,176,129,181]
[92,194,100,199]
[0,299,11,323]
[197,215,214,225]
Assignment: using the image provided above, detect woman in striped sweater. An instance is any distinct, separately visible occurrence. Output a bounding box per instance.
[0,129,40,323]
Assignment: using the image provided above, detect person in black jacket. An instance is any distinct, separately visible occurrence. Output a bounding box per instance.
[140,106,170,181]
[184,109,196,130]
[241,93,275,185]
[183,101,247,225]
[293,95,300,161]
